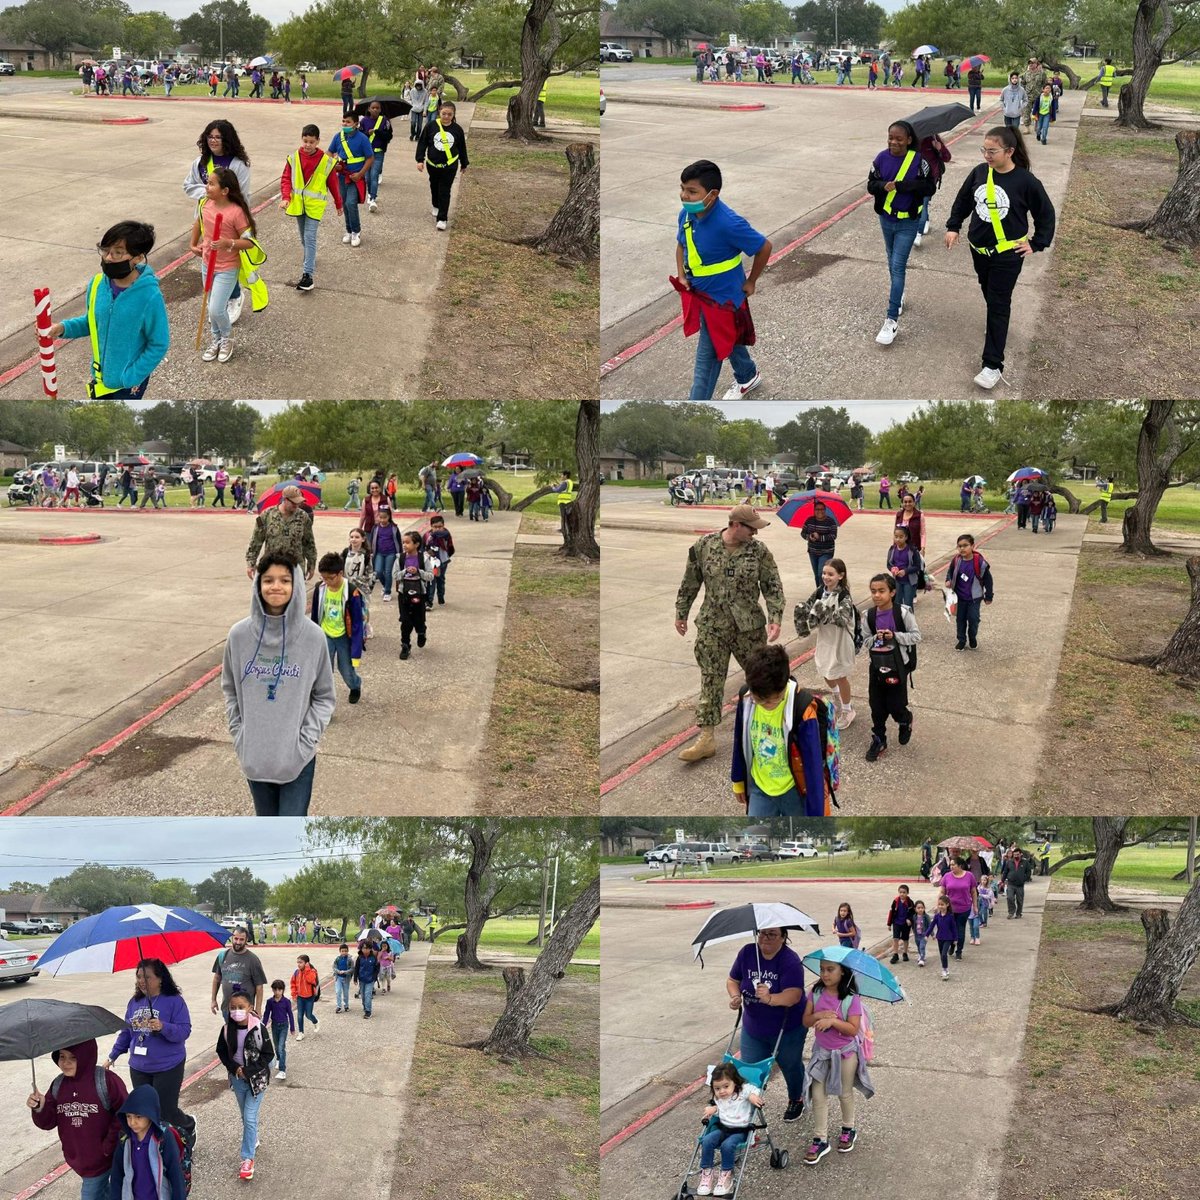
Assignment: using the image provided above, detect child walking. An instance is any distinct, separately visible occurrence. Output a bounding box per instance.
[353,941,381,1018]
[342,528,376,636]
[394,530,434,660]
[329,111,375,248]
[214,987,273,1180]
[886,526,924,609]
[930,896,958,979]
[333,943,354,1012]
[279,123,341,292]
[864,573,921,762]
[793,558,859,730]
[802,960,874,1163]
[696,1063,763,1197]
[415,99,469,231]
[974,876,996,943]
[190,167,255,364]
[833,903,859,949]
[289,955,320,1040]
[886,884,914,963]
[423,514,455,607]
[311,550,366,704]
[109,1085,188,1199]
[912,900,932,966]
[262,980,294,1080]
[378,943,395,992]
[944,533,994,651]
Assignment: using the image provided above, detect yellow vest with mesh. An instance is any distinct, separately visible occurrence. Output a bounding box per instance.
[338,130,366,165]
[86,273,121,397]
[428,120,458,167]
[682,216,742,278]
[1099,63,1116,88]
[975,167,1029,254]
[284,151,335,219]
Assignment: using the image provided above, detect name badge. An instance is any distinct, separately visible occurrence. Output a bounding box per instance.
[132,1044,149,1055]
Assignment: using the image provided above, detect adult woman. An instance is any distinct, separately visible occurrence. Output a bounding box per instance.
[945,125,1055,390]
[448,466,466,517]
[938,857,978,962]
[184,120,252,325]
[894,491,925,552]
[724,927,808,1123]
[358,479,391,535]
[103,959,197,1151]
[867,120,936,347]
[416,100,469,232]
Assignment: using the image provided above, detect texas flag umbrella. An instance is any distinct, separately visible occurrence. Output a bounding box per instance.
[256,480,321,512]
[692,902,821,970]
[36,905,231,977]
[776,490,853,529]
[332,64,363,82]
[964,54,990,68]
[1006,466,1046,483]
[442,452,483,469]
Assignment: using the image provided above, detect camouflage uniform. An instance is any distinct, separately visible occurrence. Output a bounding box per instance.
[676,532,786,727]
[1020,64,1048,126]
[245,506,317,574]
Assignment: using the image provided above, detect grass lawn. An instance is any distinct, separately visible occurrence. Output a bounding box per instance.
[634,846,932,882]
[1082,484,1200,537]
[477,915,599,957]
[1049,843,1196,897]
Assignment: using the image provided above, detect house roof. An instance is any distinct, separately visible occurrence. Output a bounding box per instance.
[625,825,658,837]
[0,439,34,453]
[0,891,88,916]
[599,12,709,39]
[601,444,686,459]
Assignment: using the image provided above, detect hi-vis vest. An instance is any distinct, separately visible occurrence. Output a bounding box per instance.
[338,129,366,165]
[198,198,270,313]
[882,150,923,220]
[682,215,741,278]
[538,83,547,102]
[428,120,458,167]
[427,92,439,114]
[555,478,576,506]
[974,167,1029,255]
[1099,63,1116,88]
[366,115,387,150]
[284,151,335,219]
[86,273,120,397]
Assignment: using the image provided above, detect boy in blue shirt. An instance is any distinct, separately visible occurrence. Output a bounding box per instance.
[675,160,772,402]
[328,112,375,248]
[47,220,169,399]
[333,943,354,1012]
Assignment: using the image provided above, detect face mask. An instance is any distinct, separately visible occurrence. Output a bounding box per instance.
[681,192,710,214]
[101,258,135,279]
[230,1010,248,1023]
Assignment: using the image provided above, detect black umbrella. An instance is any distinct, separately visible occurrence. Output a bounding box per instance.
[0,998,125,1088]
[901,102,974,141]
[352,96,412,120]
[691,901,821,970]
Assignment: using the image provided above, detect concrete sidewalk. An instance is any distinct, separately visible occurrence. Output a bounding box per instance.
[601,497,1087,814]
[0,89,471,399]
[600,77,1082,400]
[0,506,516,813]
[600,875,1047,1200]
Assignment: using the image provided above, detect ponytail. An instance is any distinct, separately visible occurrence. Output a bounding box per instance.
[985,124,1030,170]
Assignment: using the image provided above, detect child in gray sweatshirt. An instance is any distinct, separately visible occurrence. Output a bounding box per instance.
[1000,74,1027,127]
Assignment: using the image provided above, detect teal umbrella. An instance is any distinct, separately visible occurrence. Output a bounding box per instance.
[801,946,905,1003]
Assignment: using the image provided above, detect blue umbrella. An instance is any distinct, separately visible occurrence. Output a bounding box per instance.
[386,937,404,955]
[801,945,905,1003]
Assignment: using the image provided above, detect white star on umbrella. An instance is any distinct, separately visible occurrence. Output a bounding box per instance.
[119,904,181,929]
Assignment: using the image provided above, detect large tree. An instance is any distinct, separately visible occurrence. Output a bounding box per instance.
[601,400,725,473]
[46,864,160,913]
[774,406,870,470]
[139,400,260,460]
[560,399,599,559]
[1112,0,1200,130]
[178,0,271,61]
[68,400,140,458]
[121,10,176,56]
[793,0,885,47]
[715,419,773,467]
[194,867,269,915]
[613,0,734,46]
[1046,818,1189,910]
[0,399,71,457]
[275,0,391,98]
[1126,554,1200,684]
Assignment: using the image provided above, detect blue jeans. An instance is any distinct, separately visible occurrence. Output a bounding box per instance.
[809,551,832,589]
[469,499,481,520]
[272,1022,288,1071]
[897,576,916,608]
[296,994,318,1031]
[980,904,989,926]
[208,268,239,340]
[700,1127,748,1171]
[295,214,319,276]
[955,596,981,645]
[80,1173,108,1200]
[342,180,361,232]
[426,557,448,604]
[920,197,934,236]
[423,485,436,511]
[248,756,317,816]
[373,551,396,597]
[326,633,362,691]
[230,1076,264,1160]
[366,154,384,199]
[952,910,968,956]
[747,778,803,817]
[738,1024,806,1101]
[914,934,928,961]
[1037,113,1050,141]
[341,91,355,115]
[410,109,424,138]
[689,308,757,401]
[879,215,920,321]
[968,84,981,110]
[969,913,981,939]
[335,975,350,1009]
[361,979,375,1014]
[1004,115,1020,127]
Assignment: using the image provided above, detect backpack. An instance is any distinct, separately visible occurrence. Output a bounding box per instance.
[793,686,840,810]
[840,995,875,1063]
[50,1066,113,1111]
[851,605,865,654]
[866,602,917,680]
[400,568,425,605]
[166,1124,193,1197]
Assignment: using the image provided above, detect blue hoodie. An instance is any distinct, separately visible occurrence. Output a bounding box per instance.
[60,265,169,391]
[108,1084,187,1200]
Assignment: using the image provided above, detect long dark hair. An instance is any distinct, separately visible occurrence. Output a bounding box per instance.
[133,958,182,999]
[816,963,860,1001]
[709,1061,746,1098]
[208,166,256,238]
[197,119,250,165]
[984,124,1030,170]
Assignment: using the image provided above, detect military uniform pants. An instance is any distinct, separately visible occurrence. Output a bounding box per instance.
[693,624,767,727]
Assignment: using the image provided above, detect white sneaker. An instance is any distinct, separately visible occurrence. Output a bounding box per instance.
[368,198,377,212]
[227,293,244,326]
[941,969,949,980]
[974,366,1004,389]
[309,1022,318,1035]
[714,1171,734,1197]
[202,340,220,362]
[294,1032,304,1042]
[836,705,856,730]
[917,959,925,967]
[898,293,905,316]
[276,1070,286,1080]
[721,371,761,400]
[697,1169,715,1196]
[914,231,923,247]
[342,232,352,244]
[431,205,438,217]
[350,232,361,247]
[436,220,447,231]
[217,338,233,363]
[876,318,898,345]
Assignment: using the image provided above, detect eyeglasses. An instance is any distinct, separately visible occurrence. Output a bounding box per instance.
[95,244,133,260]
[980,146,1006,156]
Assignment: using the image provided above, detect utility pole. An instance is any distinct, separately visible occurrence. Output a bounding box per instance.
[219,15,224,65]
[548,857,560,937]
[834,0,839,49]
[226,879,232,915]
[537,858,550,947]
[816,423,821,468]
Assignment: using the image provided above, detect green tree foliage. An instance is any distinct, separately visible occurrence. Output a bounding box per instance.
[793,0,886,47]
[270,852,415,926]
[715,419,774,466]
[1068,400,1200,484]
[461,0,599,89]
[0,399,71,456]
[138,400,260,459]
[46,864,160,913]
[3,881,48,895]
[147,878,197,906]
[178,0,271,61]
[601,400,725,470]
[68,401,140,458]
[275,0,392,95]
[121,11,177,56]
[194,867,269,915]
[738,0,796,42]
[0,0,87,59]
[773,406,870,468]
[613,0,736,44]
[495,400,577,481]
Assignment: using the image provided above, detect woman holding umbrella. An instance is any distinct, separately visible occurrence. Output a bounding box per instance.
[102,959,197,1152]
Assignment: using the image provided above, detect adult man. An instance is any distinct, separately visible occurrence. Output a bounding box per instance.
[245,484,317,579]
[419,461,439,511]
[117,464,136,507]
[674,504,785,763]
[1020,57,1048,129]
[1001,849,1033,918]
[210,927,267,1016]
[920,836,933,880]
[880,50,891,87]
[1097,477,1115,523]
[552,470,576,536]
[138,466,159,510]
[1039,837,1052,876]
[1098,57,1117,107]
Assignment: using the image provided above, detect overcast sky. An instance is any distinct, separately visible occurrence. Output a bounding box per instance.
[0,819,359,888]
[601,401,924,434]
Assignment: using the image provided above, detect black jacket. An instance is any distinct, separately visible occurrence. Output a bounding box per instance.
[946,163,1056,252]
[216,1017,274,1095]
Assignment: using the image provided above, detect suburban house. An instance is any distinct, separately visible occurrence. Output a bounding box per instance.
[599,8,709,57]
[0,892,88,925]
[0,40,96,69]
[601,826,661,855]
[0,439,36,472]
[600,445,688,480]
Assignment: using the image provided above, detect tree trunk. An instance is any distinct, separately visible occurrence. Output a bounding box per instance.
[1042,59,1080,89]
[1121,401,1179,555]
[455,822,502,969]
[1142,130,1200,245]
[1111,880,1200,1024]
[1080,817,1130,912]
[1115,0,1174,130]
[503,0,555,142]
[1133,556,1200,679]
[442,71,469,101]
[560,399,599,560]
[357,67,370,99]
[481,475,512,510]
[480,876,599,1058]
[531,142,599,263]
[512,484,559,511]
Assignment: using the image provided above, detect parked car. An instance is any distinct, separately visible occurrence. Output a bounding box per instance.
[681,841,738,865]
[30,919,63,933]
[0,947,40,984]
[870,840,892,852]
[297,61,317,72]
[831,838,850,852]
[5,920,42,935]
[0,922,19,934]
[643,843,680,864]
[600,42,634,62]
[0,60,17,76]
[735,843,778,863]
[897,472,920,483]
[777,841,819,859]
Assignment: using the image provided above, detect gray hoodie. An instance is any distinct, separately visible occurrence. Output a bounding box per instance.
[1000,83,1027,118]
[222,565,335,784]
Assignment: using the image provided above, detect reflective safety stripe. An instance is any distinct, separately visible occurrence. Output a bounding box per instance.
[882,150,923,220]
[285,152,334,218]
[428,120,458,166]
[339,131,365,165]
[682,217,742,277]
[1099,65,1116,87]
[555,481,576,506]
[86,273,120,397]
[978,167,1028,254]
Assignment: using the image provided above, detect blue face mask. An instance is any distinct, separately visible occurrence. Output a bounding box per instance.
[681,193,710,214]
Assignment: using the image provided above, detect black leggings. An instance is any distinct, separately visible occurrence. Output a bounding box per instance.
[428,164,459,221]
[970,249,1025,370]
[130,1061,195,1144]
[938,939,952,969]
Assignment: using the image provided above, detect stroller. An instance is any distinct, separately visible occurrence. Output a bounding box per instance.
[79,479,105,507]
[7,478,40,506]
[674,1012,789,1199]
[668,476,698,506]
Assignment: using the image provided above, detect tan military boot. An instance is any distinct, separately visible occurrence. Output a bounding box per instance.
[678,727,716,762]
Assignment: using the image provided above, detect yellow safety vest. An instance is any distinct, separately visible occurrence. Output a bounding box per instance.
[86,273,121,397]
[882,150,923,220]
[366,115,386,150]
[1099,64,1115,87]
[682,216,742,278]
[555,479,576,506]
[427,92,439,114]
[338,130,366,165]
[284,151,335,219]
[538,83,547,102]
[974,167,1029,255]
[198,198,269,313]
[428,120,458,167]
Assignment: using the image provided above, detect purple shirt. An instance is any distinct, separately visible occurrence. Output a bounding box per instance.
[374,524,398,555]
[728,943,806,1039]
[941,869,977,914]
[953,554,977,601]
[810,987,863,1051]
[930,911,957,941]
[129,1134,158,1200]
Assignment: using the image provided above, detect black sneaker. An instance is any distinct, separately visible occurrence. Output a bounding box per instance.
[348,688,361,704]
[902,952,909,961]
[417,633,427,647]
[783,1099,804,1122]
[400,645,410,660]
[865,736,886,762]
[955,641,966,650]
[898,722,912,746]
[889,953,899,964]
[296,274,314,291]
[968,639,978,649]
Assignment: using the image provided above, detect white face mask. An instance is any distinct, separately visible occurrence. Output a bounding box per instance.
[230,1010,249,1023]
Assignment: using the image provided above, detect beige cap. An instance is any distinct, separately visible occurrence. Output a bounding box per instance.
[281,485,304,502]
[728,503,769,529]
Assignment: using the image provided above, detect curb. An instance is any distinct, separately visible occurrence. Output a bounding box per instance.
[37,534,100,544]
[720,103,766,111]
[664,900,716,909]
[102,115,148,124]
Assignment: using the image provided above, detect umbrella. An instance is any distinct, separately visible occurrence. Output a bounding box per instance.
[117,454,150,466]
[692,902,821,971]
[361,928,385,944]
[375,905,401,915]
[938,835,989,853]
[256,480,321,512]
[247,55,273,68]
[912,44,940,57]
[901,102,974,141]
[332,64,363,82]
[36,905,230,978]
[352,95,412,120]
[442,452,483,470]
[1006,466,1046,483]
[803,464,831,474]
[0,999,126,1088]
[800,946,905,1003]
[963,475,987,488]
[965,54,990,68]
[776,490,853,529]
[385,936,404,955]
[187,457,209,467]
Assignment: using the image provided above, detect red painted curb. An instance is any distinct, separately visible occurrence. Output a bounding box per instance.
[37,534,101,544]
[719,103,766,111]
[83,92,342,106]
[664,900,716,908]
[9,506,426,519]
[648,876,920,884]
[600,1074,708,1159]
[102,116,148,124]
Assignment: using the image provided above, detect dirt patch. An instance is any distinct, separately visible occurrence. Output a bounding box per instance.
[1032,544,1200,810]
[93,733,212,778]
[1027,122,1200,401]
[477,521,599,815]
[417,129,599,401]
[766,250,846,287]
[996,905,1200,1200]
[397,963,599,1200]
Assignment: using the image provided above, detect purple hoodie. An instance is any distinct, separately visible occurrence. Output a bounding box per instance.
[108,992,192,1073]
[930,911,958,942]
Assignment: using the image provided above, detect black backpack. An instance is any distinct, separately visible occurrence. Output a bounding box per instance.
[400,568,425,605]
[866,601,917,680]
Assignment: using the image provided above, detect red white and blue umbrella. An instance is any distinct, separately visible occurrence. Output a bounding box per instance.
[442,452,483,469]
[332,64,364,82]
[256,480,321,512]
[776,490,853,529]
[1006,466,1046,483]
[36,905,231,977]
[964,54,990,68]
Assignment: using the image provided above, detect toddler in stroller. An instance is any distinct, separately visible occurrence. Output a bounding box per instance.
[79,479,104,506]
